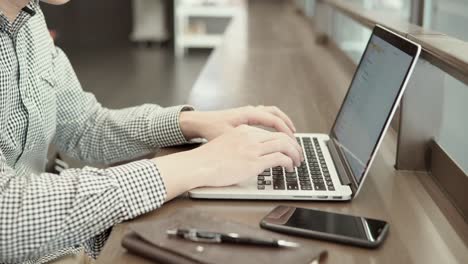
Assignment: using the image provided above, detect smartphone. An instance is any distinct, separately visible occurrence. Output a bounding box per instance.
[260,205,389,248]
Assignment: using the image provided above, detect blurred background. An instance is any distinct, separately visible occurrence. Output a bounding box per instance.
[40,0,468,107]
[40,0,246,111]
[41,0,468,173]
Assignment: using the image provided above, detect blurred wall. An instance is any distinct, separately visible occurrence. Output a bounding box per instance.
[41,0,175,51]
[41,0,133,50]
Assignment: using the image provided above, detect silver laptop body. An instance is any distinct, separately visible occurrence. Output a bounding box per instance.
[189,25,421,201]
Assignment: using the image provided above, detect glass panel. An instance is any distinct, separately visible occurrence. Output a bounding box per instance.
[331,12,372,63]
[360,0,411,20]
[436,75,468,173]
[294,0,307,12]
[424,0,468,41]
[329,0,411,64]
[294,0,316,17]
[424,0,468,172]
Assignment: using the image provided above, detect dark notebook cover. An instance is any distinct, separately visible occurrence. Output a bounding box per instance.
[122,210,327,264]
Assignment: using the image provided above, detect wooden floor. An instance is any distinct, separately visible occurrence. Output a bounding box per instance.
[67,46,209,109]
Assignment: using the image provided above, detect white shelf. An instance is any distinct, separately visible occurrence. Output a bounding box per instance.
[131,0,169,43]
[177,5,243,17]
[180,34,224,48]
[174,0,246,57]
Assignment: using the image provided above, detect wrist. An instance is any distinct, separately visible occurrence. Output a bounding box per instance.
[179,111,205,140]
[153,151,202,200]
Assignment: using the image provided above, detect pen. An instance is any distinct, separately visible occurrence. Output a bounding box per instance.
[166,228,300,248]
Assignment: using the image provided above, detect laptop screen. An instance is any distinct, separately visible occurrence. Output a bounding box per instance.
[331,32,415,185]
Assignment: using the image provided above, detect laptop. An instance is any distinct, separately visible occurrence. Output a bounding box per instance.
[189,25,421,201]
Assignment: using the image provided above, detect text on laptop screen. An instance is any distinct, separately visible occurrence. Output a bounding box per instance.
[332,35,413,184]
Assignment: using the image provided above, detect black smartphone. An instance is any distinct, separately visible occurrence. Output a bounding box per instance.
[260,205,389,248]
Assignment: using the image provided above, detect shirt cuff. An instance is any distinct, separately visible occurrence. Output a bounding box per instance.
[108,159,167,220]
[151,105,194,148]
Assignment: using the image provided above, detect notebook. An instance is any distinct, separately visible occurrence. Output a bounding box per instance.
[122,210,327,264]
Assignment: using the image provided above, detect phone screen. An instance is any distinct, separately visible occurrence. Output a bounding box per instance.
[284,208,387,242]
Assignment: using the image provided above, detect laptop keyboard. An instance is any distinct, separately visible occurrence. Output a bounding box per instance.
[257,137,335,191]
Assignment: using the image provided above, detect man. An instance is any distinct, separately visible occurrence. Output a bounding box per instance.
[0,0,302,263]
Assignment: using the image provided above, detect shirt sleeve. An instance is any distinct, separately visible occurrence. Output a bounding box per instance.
[50,47,193,164]
[0,149,167,263]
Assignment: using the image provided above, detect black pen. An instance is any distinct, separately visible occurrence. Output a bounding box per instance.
[166,228,299,248]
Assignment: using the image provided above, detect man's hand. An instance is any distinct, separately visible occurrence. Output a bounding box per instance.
[180,106,297,141]
[154,125,303,200]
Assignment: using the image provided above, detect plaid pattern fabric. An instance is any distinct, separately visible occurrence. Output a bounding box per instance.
[0,2,192,263]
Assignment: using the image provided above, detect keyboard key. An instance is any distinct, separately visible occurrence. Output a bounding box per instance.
[315,185,327,191]
[273,176,285,189]
[274,184,285,190]
[273,167,282,172]
[258,185,265,190]
[258,180,264,185]
[272,171,283,176]
[271,136,337,193]
[259,171,271,176]
[257,176,264,180]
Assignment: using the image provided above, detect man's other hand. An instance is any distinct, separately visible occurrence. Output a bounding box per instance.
[179,106,297,141]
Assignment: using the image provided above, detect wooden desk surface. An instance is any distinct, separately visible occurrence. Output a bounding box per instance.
[97,1,468,263]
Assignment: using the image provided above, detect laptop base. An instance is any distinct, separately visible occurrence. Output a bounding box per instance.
[188,133,353,201]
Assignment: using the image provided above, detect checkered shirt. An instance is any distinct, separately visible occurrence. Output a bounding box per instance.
[0,2,192,263]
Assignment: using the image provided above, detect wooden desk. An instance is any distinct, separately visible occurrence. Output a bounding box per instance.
[97,1,468,263]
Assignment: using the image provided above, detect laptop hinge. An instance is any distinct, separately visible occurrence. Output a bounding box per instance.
[327,140,352,186]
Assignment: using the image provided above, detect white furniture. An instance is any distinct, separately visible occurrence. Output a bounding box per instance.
[174,0,245,57]
[131,0,169,43]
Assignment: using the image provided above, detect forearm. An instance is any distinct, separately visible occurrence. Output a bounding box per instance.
[179,111,207,140]
[57,103,192,164]
[0,160,165,263]
[154,150,205,200]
